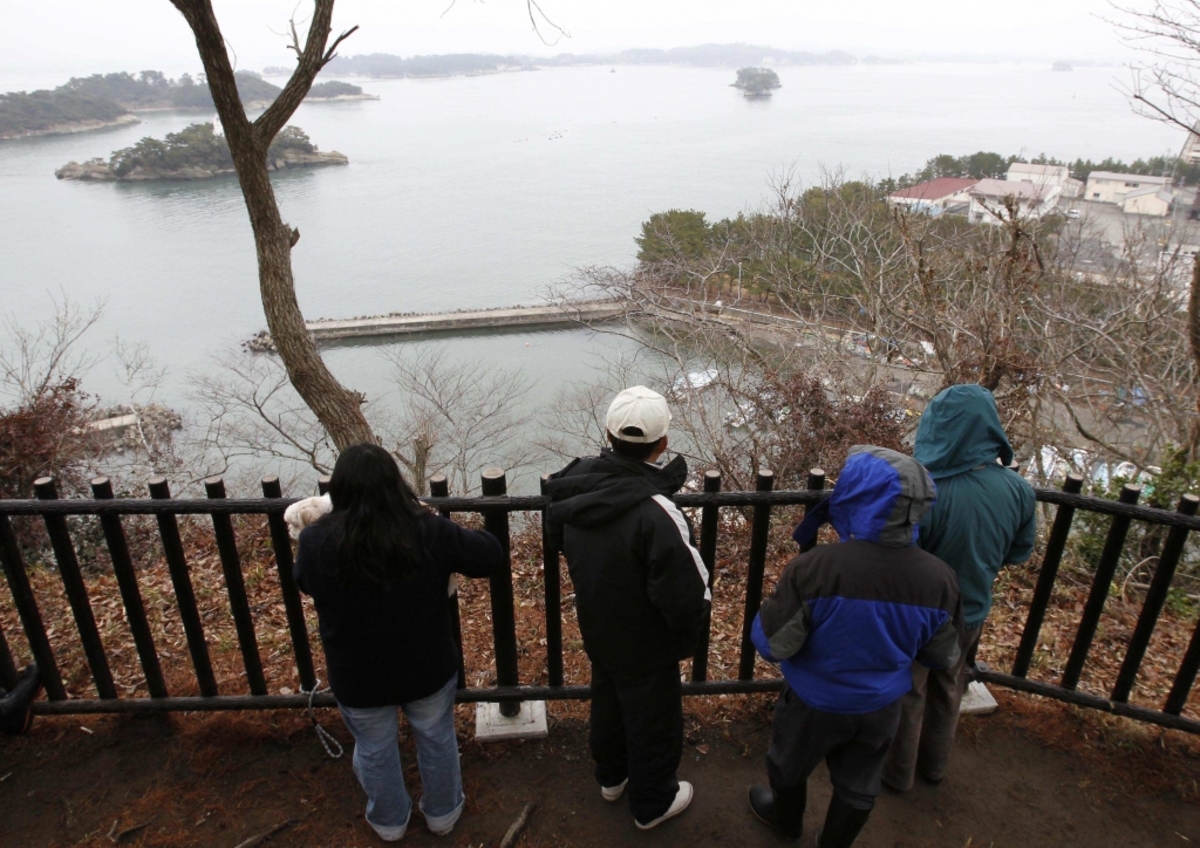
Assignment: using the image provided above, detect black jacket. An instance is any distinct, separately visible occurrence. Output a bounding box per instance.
[546,450,710,677]
[295,512,502,708]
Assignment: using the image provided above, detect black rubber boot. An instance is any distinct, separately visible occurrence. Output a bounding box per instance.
[748,783,805,840]
[0,665,42,735]
[816,794,871,848]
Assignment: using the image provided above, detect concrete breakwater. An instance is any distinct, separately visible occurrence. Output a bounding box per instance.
[245,301,625,350]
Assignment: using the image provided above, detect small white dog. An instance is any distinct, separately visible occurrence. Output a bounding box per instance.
[284,494,332,539]
[283,493,458,596]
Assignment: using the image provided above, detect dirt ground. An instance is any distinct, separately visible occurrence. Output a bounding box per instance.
[2,690,1200,848]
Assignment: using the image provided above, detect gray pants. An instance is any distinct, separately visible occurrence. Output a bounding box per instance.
[882,624,983,791]
[768,686,903,811]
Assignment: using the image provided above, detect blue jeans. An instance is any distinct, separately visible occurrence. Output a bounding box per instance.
[338,674,465,840]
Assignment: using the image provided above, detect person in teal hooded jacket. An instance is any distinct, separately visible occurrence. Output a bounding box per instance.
[882,384,1036,792]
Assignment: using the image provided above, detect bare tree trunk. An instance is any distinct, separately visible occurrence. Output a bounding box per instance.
[168,0,374,450]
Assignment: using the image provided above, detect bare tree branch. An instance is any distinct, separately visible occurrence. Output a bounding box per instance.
[167,0,375,451]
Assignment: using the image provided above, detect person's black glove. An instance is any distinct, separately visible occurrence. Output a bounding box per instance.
[0,664,42,735]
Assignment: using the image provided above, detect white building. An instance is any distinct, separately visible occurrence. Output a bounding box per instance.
[968,178,1061,224]
[1085,171,1172,205]
[1180,122,1200,165]
[886,177,978,214]
[1122,185,1174,216]
[1006,163,1083,198]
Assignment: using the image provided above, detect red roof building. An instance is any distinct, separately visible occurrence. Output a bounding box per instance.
[888,177,980,208]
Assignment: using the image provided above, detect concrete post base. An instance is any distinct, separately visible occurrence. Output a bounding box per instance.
[474,701,549,742]
[960,681,999,716]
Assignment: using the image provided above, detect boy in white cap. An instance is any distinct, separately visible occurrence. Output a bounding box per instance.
[546,386,710,830]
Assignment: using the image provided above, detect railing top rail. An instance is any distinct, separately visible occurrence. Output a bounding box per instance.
[0,486,1196,529]
[1036,489,1200,530]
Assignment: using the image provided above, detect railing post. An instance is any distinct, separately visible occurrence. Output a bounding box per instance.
[430,474,466,690]
[204,477,267,696]
[91,477,167,698]
[317,475,331,496]
[0,616,19,691]
[1012,474,1084,678]
[1111,494,1199,703]
[149,477,218,696]
[34,477,117,700]
[261,476,317,693]
[1061,483,1141,691]
[541,475,564,687]
[1166,609,1200,715]
[0,513,65,699]
[482,468,521,717]
[692,470,721,683]
[800,468,826,553]
[738,470,775,680]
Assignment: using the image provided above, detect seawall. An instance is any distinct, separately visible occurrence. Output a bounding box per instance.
[247,301,624,350]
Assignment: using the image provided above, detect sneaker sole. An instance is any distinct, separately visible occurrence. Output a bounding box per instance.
[601,779,628,802]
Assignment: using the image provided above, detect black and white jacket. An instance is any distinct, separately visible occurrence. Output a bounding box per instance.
[546,450,710,677]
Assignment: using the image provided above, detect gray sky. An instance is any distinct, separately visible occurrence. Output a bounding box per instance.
[0,0,1151,83]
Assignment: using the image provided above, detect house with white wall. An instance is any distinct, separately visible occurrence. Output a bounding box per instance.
[1006,163,1083,198]
[1085,171,1172,205]
[887,177,978,214]
[1122,185,1174,216]
[1180,122,1200,165]
[968,178,1061,224]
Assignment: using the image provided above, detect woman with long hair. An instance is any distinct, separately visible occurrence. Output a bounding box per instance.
[294,443,502,841]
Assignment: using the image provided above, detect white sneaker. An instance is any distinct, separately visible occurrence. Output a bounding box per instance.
[635,781,693,830]
[602,778,629,802]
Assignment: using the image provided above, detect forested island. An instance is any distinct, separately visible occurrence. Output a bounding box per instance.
[54,123,347,182]
[1,71,376,140]
[733,67,781,95]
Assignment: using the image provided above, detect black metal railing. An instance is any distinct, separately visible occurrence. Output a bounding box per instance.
[0,469,1198,736]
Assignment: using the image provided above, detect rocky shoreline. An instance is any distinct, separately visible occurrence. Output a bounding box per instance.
[0,113,141,141]
[6,94,372,141]
[55,148,349,182]
[306,93,381,101]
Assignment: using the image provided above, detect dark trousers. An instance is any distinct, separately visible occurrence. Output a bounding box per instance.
[767,686,902,811]
[589,660,683,823]
[883,624,983,791]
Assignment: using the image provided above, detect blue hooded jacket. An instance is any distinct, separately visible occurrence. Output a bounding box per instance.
[752,446,962,713]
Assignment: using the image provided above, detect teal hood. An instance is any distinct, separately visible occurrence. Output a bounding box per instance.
[914,385,1013,480]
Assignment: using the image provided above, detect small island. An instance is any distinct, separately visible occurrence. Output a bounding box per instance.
[1052,61,1074,72]
[732,67,781,97]
[306,80,380,101]
[55,123,347,182]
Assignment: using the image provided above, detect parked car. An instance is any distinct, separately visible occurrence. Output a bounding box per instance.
[1066,209,1082,219]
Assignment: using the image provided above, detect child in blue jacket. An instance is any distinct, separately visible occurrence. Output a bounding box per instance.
[749,446,962,846]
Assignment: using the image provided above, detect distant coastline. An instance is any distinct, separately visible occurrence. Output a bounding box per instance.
[321,44,860,80]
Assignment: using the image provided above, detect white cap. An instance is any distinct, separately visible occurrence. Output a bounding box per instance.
[606,386,671,444]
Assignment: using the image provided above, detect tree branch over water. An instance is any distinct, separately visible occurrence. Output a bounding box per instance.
[167,0,375,451]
